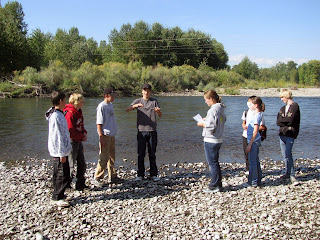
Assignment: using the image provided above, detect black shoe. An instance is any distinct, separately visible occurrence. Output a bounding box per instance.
[109,177,125,184]
[76,184,90,191]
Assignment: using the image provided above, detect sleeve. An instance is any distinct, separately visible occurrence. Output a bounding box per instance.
[204,109,218,131]
[96,105,104,125]
[260,113,266,126]
[277,105,299,127]
[241,111,246,121]
[155,99,160,108]
[65,112,84,141]
[51,114,71,157]
[131,99,140,106]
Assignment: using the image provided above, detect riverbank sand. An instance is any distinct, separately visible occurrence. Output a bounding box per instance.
[1,158,320,239]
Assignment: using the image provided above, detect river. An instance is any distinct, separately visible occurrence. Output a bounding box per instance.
[0,96,319,169]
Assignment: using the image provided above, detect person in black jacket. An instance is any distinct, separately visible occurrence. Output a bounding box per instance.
[276,89,300,183]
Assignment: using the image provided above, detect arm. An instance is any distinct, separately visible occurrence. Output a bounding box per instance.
[126,103,143,112]
[154,107,162,117]
[242,120,247,130]
[97,124,106,147]
[65,112,85,141]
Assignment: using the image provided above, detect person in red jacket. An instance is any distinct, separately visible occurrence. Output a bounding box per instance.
[64,93,88,190]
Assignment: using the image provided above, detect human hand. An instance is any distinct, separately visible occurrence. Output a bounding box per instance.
[197,122,204,127]
[82,132,87,141]
[154,107,161,113]
[60,156,66,163]
[100,135,106,147]
[245,145,251,153]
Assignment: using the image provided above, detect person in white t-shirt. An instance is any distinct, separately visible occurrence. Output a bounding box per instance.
[93,87,123,187]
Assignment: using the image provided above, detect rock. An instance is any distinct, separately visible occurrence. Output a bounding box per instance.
[0,157,319,239]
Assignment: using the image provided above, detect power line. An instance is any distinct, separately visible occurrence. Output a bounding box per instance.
[109,44,215,51]
[110,37,211,44]
[92,52,215,56]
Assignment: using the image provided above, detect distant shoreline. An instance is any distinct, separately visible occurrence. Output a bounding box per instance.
[1,87,319,99]
[156,87,320,98]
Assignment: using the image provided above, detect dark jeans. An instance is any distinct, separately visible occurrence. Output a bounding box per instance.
[204,142,222,190]
[52,157,71,200]
[137,131,158,177]
[69,141,86,189]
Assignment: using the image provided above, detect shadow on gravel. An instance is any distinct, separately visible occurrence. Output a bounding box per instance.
[71,172,204,205]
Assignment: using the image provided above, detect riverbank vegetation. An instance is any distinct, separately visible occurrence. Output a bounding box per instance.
[1,1,319,97]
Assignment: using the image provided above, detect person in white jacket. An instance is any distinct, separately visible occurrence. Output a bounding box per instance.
[197,90,226,193]
[45,91,72,207]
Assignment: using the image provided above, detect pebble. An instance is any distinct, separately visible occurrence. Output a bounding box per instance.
[0,157,319,239]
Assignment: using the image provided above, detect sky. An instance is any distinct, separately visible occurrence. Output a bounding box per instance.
[3,0,320,68]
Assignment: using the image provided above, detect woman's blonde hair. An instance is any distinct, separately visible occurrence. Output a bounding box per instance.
[279,89,293,99]
[204,90,221,103]
[69,93,84,106]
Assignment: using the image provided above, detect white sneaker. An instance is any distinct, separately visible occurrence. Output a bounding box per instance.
[50,199,70,207]
[92,179,104,188]
[151,176,160,181]
[203,187,221,193]
[135,176,144,181]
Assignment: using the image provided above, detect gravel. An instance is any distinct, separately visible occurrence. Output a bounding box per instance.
[0,157,320,239]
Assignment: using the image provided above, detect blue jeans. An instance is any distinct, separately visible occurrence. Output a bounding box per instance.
[137,131,158,177]
[248,139,262,186]
[279,136,295,176]
[204,142,222,189]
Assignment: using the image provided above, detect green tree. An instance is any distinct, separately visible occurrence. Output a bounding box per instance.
[298,60,320,86]
[27,29,51,70]
[0,1,28,76]
[232,56,259,79]
[44,27,99,69]
[108,21,228,69]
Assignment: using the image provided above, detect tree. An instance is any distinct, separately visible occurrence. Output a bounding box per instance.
[44,27,99,69]
[232,56,259,79]
[0,1,28,76]
[298,60,320,86]
[108,21,228,69]
[27,29,51,70]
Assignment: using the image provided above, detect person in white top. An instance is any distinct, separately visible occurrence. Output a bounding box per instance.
[94,87,122,187]
[45,91,72,207]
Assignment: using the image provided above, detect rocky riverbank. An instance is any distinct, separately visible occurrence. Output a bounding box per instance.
[1,158,320,239]
[156,87,320,97]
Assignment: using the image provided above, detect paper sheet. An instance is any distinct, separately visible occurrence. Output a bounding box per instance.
[193,114,204,123]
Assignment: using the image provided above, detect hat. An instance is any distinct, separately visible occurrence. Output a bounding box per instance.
[142,83,152,90]
[104,87,117,96]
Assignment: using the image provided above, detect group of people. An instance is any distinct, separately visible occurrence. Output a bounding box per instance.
[45,84,300,207]
[46,83,161,207]
[197,89,300,193]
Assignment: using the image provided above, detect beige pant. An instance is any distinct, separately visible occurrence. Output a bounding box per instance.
[94,135,116,180]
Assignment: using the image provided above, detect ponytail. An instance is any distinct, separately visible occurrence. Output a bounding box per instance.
[204,90,221,103]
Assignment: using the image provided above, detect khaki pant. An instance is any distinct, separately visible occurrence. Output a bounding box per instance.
[94,135,117,180]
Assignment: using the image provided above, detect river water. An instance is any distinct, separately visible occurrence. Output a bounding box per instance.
[0,96,319,169]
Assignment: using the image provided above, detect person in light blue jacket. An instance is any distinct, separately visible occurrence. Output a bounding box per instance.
[197,90,226,193]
